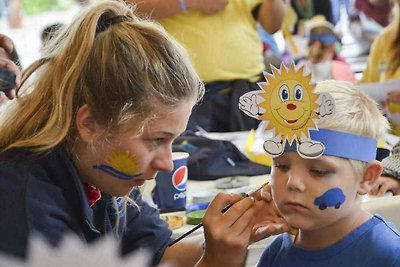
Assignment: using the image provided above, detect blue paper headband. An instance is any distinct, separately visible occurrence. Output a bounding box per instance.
[284,128,377,162]
[309,34,337,44]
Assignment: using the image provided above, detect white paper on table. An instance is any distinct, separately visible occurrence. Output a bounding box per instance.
[359,78,400,103]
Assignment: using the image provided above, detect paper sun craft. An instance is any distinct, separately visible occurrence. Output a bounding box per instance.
[239,62,334,159]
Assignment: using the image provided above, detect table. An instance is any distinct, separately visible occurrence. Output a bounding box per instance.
[141,174,272,267]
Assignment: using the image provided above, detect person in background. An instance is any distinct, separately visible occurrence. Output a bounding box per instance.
[299,20,356,83]
[129,0,286,132]
[0,33,20,102]
[330,0,352,25]
[0,2,288,267]
[3,0,22,28]
[290,0,334,35]
[361,0,400,135]
[349,0,392,55]
[257,23,282,73]
[255,80,400,266]
[370,141,400,195]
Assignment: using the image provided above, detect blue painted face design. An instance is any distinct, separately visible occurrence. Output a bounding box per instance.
[314,187,345,210]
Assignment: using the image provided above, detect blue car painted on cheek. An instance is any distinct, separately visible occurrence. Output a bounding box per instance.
[314,188,345,210]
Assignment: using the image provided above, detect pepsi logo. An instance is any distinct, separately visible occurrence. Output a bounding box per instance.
[172,166,187,191]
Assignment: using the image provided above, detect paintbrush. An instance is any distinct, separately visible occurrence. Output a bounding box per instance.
[168,182,270,247]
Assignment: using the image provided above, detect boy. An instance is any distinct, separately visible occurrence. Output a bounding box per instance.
[239,64,400,266]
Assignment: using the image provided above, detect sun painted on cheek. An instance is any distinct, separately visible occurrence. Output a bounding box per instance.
[313,187,346,210]
[93,150,143,180]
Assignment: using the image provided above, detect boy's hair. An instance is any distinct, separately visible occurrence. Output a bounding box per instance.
[0,0,204,153]
[315,80,389,177]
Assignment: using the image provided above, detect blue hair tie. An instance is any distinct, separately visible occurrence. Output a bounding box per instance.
[309,34,337,44]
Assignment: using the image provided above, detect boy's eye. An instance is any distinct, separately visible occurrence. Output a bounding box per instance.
[310,169,331,177]
[273,163,290,172]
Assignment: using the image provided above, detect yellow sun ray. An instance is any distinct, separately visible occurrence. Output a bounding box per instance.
[105,150,141,175]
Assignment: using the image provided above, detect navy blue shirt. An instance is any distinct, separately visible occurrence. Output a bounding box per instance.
[0,146,172,264]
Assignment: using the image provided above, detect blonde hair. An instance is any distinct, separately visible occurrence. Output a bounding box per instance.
[315,80,389,177]
[0,0,203,153]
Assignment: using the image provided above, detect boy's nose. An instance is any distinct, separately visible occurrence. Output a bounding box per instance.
[286,171,306,192]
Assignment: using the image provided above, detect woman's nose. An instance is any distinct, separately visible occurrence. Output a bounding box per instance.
[155,151,174,173]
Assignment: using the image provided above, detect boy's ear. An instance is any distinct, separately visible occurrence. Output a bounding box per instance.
[75,104,103,143]
[358,160,383,195]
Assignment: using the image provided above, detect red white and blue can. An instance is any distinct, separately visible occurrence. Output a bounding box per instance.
[152,152,189,212]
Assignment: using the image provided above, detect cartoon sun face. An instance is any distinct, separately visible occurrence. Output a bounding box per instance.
[93,150,143,180]
[269,80,312,129]
[259,64,319,144]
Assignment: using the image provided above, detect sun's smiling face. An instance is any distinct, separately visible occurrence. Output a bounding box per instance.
[270,79,312,129]
[259,64,319,144]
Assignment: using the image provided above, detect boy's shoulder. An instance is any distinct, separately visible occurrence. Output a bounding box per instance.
[258,216,400,267]
[368,215,400,242]
[359,215,400,259]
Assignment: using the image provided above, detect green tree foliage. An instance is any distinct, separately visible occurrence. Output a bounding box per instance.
[22,0,75,16]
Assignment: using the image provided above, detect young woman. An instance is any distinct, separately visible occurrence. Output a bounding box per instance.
[361,0,400,135]
[0,1,287,267]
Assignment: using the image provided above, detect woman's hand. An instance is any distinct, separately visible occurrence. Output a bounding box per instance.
[250,183,290,243]
[370,175,400,196]
[199,192,255,267]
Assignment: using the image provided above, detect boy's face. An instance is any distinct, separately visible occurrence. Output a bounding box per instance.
[271,152,362,231]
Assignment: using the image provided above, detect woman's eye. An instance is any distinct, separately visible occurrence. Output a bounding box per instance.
[152,138,164,145]
[146,138,164,147]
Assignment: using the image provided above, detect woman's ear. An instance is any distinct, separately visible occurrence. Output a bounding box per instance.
[76,104,102,143]
[358,160,383,195]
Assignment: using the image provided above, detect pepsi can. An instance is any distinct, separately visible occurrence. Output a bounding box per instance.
[152,152,189,212]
